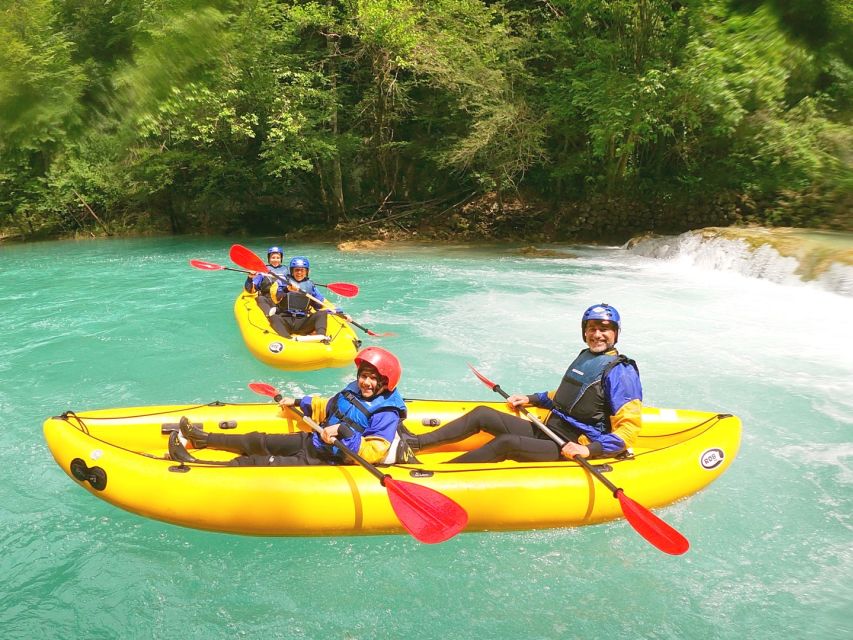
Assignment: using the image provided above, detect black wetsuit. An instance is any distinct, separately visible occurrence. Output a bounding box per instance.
[207,431,330,467]
[413,406,584,463]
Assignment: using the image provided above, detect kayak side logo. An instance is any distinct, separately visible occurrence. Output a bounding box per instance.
[700,448,725,470]
[269,342,284,354]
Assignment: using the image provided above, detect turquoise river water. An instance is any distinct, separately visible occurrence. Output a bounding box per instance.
[1,237,851,639]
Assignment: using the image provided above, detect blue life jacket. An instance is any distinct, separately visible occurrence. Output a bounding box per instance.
[551,349,636,434]
[273,278,321,316]
[311,382,407,461]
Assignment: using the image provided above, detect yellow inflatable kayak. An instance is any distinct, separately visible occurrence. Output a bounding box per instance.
[43,399,740,537]
[233,292,361,370]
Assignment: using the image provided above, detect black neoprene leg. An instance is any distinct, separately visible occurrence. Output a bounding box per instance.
[268,314,293,337]
[207,431,308,455]
[256,295,275,315]
[415,405,571,463]
[449,434,561,463]
[416,406,539,448]
[289,313,328,336]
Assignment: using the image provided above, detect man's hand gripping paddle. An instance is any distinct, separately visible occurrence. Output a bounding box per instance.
[467,364,689,555]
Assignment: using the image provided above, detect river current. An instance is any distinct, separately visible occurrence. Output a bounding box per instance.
[1,236,850,639]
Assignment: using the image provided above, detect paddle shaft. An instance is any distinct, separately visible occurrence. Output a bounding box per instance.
[192,259,355,296]
[274,393,387,484]
[345,318,377,335]
[489,383,622,496]
[252,270,351,294]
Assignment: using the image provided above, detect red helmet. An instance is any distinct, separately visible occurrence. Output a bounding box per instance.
[354,347,402,392]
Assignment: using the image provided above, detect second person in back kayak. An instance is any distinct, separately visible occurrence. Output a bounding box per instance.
[244,245,288,316]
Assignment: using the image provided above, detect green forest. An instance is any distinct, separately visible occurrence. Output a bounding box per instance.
[1,0,851,242]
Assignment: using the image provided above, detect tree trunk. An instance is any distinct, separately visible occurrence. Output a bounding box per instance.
[325,31,345,223]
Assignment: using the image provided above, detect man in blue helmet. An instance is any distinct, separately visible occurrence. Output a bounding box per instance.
[244,246,288,316]
[267,256,349,342]
[404,303,643,462]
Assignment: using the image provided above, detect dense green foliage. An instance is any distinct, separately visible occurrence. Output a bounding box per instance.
[0,0,850,239]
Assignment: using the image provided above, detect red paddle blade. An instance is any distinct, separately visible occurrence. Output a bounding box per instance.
[248,382,279,398]
[384,477,468,544]
[230,244,268,272]
[324,282,359,298]
[366,329,396,338]
[467,363,498,391]
[616,490,690,555]
[190,259,224,271]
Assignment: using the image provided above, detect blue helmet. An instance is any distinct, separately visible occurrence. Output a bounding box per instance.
[267,246,283,259]
[289,256,310,272]
[581,303,621,341]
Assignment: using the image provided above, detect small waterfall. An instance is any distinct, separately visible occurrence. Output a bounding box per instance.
[626,228,853,297]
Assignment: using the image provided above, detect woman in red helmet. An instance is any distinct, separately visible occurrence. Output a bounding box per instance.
[170,348,416,466]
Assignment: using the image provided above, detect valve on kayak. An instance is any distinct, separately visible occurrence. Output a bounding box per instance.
[69,458,107,491]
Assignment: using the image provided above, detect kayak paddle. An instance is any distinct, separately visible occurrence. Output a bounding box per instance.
[467,364,690,555]
[229,244,394,337]
[190,258,359,297]
[248,382,468,544]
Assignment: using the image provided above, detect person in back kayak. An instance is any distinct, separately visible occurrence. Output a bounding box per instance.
[403,303,642,462]
[168,347,418,466]
[244,245,288,316]
[265,256,350,342]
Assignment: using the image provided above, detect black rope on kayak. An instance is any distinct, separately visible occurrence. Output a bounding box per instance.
[615,414,735,462]
[387,414,736,476]
[634,413,729,439]
[245,304,277,334]
[57,402,252,422]
[390,460,620,477]
[60,410,90,435]
[327,319,344,343]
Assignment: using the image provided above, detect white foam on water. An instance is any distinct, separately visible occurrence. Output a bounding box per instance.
[629,231,853,297]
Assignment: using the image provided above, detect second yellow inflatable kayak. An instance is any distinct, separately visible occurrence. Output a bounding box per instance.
[233,292,361,370]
